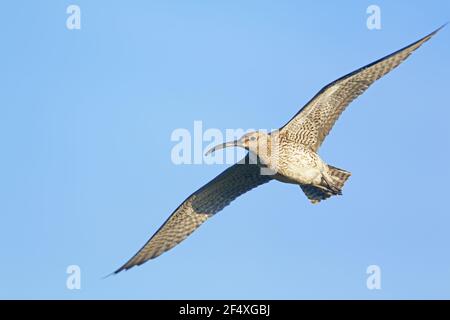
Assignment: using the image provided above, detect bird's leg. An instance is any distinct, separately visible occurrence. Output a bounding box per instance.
[319,175,342,195]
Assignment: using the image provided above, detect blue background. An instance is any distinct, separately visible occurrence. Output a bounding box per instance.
[1,1,449,299]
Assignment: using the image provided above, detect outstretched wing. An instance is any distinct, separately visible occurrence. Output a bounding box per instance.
[114,155,272,273]
[281,25,444,151]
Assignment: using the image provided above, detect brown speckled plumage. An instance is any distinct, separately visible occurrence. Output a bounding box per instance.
[115,26,443,273]
[114,155,272,273]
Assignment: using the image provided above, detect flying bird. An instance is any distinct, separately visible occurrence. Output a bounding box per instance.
[114,26,444,273]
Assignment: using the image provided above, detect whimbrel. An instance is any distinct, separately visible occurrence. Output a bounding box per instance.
[114,26,444,273]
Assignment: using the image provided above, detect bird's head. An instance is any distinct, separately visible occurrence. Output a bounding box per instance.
[205,131,270,156]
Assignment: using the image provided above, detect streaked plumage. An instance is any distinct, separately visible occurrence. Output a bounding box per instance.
[115,155,271,272]
[115,26,444,273]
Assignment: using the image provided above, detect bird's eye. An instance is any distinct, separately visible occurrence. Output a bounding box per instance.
[250,136,257,141]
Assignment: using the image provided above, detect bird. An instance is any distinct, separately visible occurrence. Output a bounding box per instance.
[114,26,444,273]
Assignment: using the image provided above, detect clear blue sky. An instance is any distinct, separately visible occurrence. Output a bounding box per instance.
[1,1,449,299]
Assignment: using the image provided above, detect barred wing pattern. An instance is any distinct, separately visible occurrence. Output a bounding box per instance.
[281,26,443,151]
[115,155,272,273]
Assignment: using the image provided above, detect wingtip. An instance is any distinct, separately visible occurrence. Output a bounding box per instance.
[430,23,447,36]
[412,23,446,47]
[101,272,116,280]
[102,265,129,279]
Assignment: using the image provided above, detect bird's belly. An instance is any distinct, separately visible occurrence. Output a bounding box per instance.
[274,148,325,185]
[276,166,322,185]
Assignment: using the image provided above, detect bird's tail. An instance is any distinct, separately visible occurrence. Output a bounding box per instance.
[327,165,351,191]
[300,165,351,204]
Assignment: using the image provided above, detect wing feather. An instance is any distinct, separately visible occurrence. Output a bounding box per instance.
[114,155,272,273]
[281,25,444,151]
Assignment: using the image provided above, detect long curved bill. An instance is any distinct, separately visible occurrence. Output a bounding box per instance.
[205,140,239,156]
